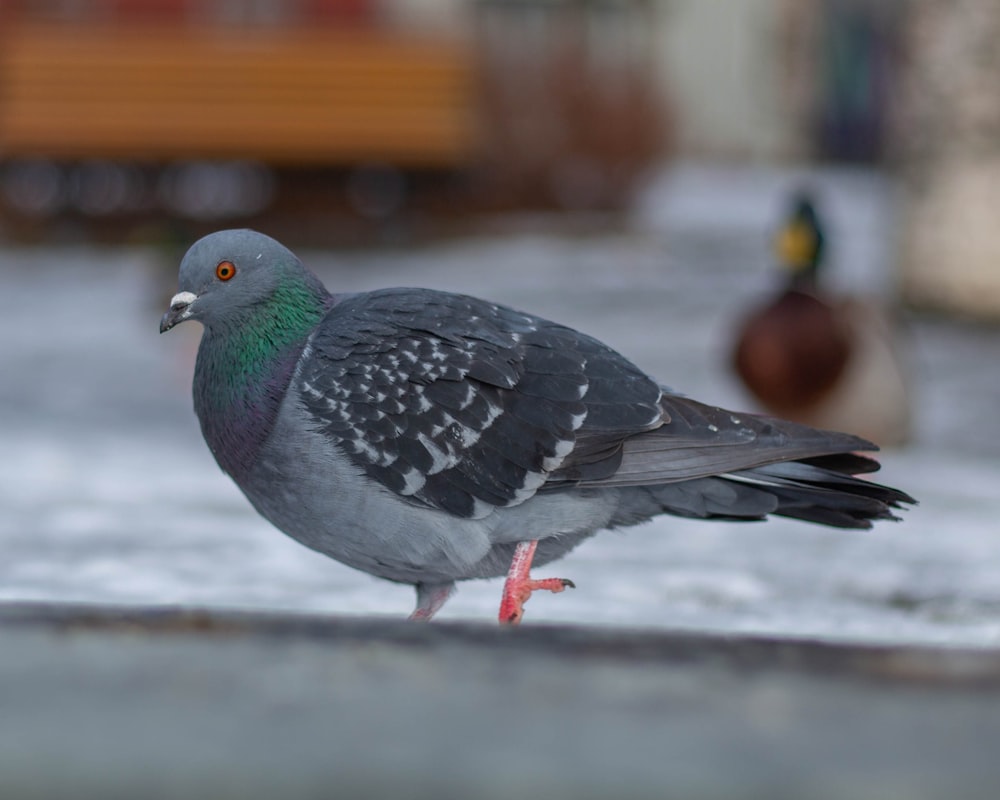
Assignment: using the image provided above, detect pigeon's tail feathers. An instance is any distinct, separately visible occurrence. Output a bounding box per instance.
[617,454,915,531]
[725,455,915,528]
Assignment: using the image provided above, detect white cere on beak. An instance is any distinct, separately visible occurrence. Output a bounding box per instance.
[169,291,198,317]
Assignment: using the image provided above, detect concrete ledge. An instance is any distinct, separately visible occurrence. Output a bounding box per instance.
[4,601,1000,686]
[3,602,1000,799]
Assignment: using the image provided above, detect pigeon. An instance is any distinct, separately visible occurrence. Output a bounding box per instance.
[160,229,914,624]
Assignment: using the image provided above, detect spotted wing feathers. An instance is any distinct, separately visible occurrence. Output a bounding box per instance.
[298,289,663,518]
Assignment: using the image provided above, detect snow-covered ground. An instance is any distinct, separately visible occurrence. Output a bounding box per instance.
[2,164,998,645]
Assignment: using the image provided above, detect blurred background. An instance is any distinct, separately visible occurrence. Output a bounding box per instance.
[2,0,1000,641]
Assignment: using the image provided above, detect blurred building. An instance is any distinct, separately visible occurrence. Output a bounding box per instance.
[655,0,905,162]
[3,0,1000,322]
[0,0,479,238]
[0,0,668,237]
[892,0,1000,319]
[0,0,914,214]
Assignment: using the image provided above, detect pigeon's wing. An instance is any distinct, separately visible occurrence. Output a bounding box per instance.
[297,288,664,518]
[552,393,914,524]
[550,393,883,487]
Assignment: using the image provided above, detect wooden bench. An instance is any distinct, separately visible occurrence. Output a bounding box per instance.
[0,22,477,167]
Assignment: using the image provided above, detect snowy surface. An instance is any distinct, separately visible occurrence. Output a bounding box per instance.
[2,164,999,646]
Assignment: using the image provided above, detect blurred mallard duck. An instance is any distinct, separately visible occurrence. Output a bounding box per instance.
[732,193,911,446]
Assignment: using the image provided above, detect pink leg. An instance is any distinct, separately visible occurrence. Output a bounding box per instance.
[498,540,575,625]
[409,581,455,622]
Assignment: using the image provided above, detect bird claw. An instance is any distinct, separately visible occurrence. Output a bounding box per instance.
[498,575,575,625]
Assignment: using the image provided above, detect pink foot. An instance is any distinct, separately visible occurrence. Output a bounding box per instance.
[498,540,575,625]
[409,582,455,622]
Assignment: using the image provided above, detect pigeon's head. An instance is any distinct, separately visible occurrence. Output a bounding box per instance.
[160,229,321,333]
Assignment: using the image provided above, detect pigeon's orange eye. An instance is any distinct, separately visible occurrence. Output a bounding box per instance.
[216,261,236,281]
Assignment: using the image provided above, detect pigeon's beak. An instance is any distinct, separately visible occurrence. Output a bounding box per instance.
[160,291,198,333]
